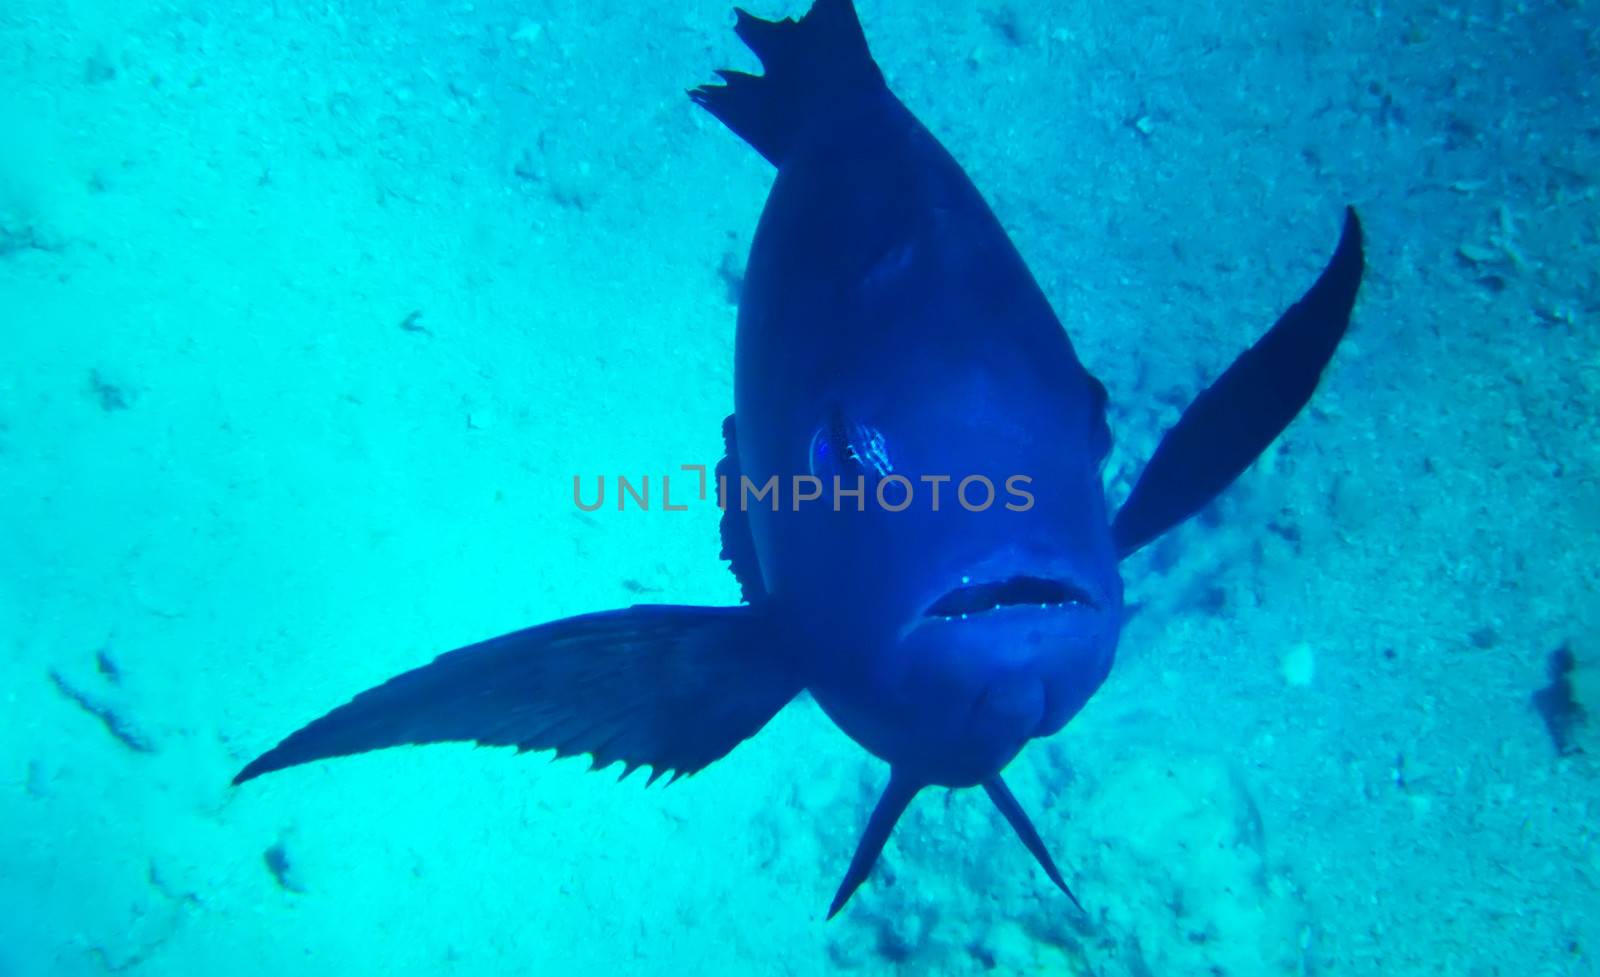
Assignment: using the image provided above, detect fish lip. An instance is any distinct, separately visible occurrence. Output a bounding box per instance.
[921,575,1098,620]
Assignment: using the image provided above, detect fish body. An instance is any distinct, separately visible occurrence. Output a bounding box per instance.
[729,45,1121,788]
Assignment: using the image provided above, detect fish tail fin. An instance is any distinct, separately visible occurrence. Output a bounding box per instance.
[232,604,800,786]
[828,769,921,918]
[984,775,1085,912]
[690,0,885,166]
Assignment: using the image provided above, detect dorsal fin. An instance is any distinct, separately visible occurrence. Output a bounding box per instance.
[716,413,766,603]
[689,0,886,166]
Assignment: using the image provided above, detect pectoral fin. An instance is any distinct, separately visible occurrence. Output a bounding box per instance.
[233,604,800,786]
[1113,207,1365,558]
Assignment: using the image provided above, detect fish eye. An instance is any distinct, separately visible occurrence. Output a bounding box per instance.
[809,409,893,480]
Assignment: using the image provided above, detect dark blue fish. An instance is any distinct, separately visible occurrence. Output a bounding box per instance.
[235,0,1363,917]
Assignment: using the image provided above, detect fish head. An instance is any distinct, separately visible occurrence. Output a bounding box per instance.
[792,338,1125,785]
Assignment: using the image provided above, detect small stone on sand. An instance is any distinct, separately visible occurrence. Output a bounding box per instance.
[1281,642,1315,687]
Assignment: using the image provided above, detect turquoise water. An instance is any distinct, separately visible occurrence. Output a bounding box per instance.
[4,0,1597,973]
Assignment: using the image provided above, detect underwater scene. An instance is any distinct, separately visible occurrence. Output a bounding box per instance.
[4,0,1597,974]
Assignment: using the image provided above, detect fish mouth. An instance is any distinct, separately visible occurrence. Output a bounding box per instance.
[923,575,1097,619]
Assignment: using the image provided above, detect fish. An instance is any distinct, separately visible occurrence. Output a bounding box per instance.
[233,0,1364,918]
